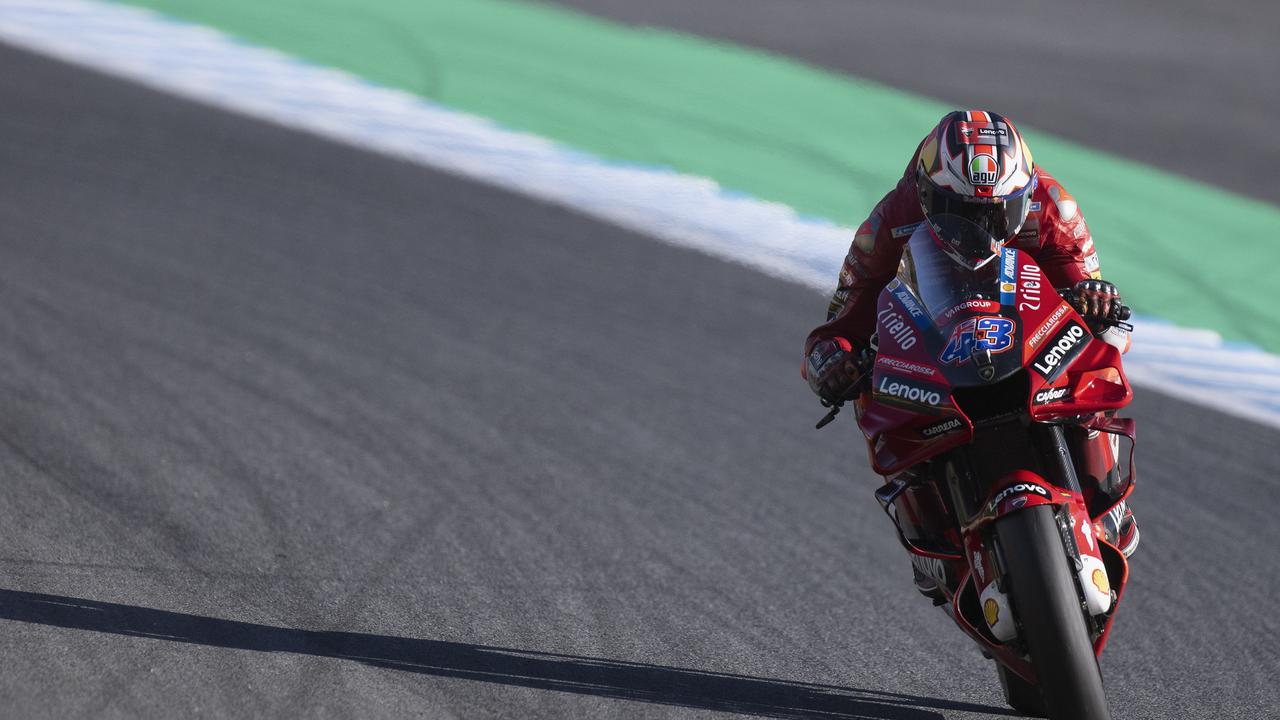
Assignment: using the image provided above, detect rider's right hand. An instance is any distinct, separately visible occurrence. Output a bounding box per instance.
[804,337,868,403]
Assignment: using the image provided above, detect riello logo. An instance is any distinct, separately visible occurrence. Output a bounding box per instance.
[877,307,918,350]
[1033,323,1086,377]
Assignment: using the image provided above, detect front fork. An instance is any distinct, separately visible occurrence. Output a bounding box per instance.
[965,423,1118,644]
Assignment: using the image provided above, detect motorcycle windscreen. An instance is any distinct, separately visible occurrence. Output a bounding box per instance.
[905,215,1024,386]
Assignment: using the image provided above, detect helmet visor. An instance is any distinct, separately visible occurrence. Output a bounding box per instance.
[920,175,1035,243]
[924,213,1004,270]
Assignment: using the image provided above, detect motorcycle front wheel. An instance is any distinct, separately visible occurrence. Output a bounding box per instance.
[996,504,1111,720]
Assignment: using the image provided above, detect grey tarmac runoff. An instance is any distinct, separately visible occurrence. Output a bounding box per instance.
[0,36,1277,720]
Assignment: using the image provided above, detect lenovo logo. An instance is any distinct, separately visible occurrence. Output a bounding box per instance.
[1032,322,1088,380]
[877,377,944,407]
[990,482,1050,511]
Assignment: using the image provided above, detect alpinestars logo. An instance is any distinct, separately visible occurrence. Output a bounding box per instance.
[1032,321,1089,381]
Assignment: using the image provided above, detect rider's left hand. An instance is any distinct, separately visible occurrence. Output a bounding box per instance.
[1070,279,1123,321]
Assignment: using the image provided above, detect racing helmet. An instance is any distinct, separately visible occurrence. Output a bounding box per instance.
[915,110,1037,264]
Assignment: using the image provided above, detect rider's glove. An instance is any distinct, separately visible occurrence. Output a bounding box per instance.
[804,337,868,404]
[1070,279,1123,322]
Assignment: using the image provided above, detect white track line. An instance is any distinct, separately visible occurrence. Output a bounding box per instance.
[1,0,1278,429]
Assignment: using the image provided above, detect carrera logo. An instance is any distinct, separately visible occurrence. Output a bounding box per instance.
[1032,321,1089,381]
[875,376,945,408]
[1034,386,1071,404]
[920,417,962,438]
[877,307,919,350]
[990,482,1050,511]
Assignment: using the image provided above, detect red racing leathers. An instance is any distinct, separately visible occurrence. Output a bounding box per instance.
[802,142,1133,550]
[804,158,1101,356]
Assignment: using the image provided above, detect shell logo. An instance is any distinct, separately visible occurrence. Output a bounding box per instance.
[1091,568,1110,595]
[983,598,1000,626]
[969,154,999,186]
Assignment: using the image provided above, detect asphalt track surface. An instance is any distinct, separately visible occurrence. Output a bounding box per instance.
[1,43,1278,719]
[543,0,1280,206]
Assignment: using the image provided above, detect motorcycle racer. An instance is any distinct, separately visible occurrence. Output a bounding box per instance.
[802,110,1138,562]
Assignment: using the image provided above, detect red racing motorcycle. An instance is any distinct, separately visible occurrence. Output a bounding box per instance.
[819,215,1136,719]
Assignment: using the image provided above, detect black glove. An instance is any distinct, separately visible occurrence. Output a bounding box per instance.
[1070,279,1124,321]
[805,337,868,403]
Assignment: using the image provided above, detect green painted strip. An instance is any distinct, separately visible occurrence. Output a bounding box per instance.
[117,0,1280,352]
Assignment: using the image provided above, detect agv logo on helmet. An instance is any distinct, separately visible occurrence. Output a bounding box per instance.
[968,155,999,186]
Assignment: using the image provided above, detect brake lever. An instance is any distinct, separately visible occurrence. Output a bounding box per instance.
[815,402,843,429]
[814,349,875,430]
[815,377,869,430]
[1097,318,1134,332]
[1097,304,1133,332]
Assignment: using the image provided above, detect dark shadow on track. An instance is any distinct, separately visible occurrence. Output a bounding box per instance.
[0,589,1017,719]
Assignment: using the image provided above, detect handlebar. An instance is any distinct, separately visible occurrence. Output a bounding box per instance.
[814,404,844,425]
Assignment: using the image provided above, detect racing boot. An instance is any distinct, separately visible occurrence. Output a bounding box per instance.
[1101,500,1140,558]
[1069,423,1140,558]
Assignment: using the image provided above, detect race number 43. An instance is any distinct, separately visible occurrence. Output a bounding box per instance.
[940,316,1015,365]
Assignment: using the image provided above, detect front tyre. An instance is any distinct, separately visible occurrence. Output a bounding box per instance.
[996,505,1111,720]
[997,663,1047,717]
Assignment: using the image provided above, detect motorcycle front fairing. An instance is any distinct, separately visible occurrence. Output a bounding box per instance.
[856,216,1130,475]
[858,217,1020,475]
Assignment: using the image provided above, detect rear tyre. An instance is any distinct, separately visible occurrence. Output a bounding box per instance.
[996,505,1111,720]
